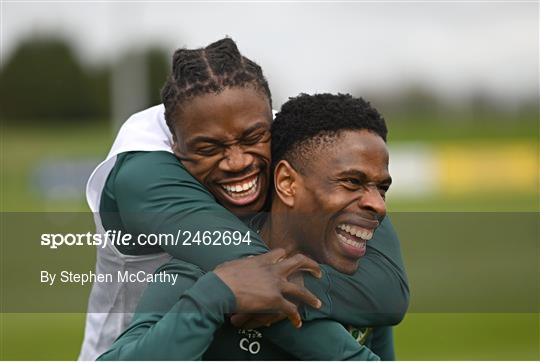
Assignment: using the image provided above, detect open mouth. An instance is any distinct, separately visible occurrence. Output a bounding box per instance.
[334,223,374,258]
[218,173,262,206]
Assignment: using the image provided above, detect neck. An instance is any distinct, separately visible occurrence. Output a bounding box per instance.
[260,202,301,256]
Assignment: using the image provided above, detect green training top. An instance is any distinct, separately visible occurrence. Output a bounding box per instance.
[98,258,393,360]
[99,151,408,359]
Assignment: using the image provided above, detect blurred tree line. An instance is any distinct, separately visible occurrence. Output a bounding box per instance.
[0,35,170,123]
[1,35,536,124]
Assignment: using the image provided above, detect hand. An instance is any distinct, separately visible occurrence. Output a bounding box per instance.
[229,271,305,329]
[214,248,322,328]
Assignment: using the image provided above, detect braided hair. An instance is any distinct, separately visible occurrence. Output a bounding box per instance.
[161,38,272,134]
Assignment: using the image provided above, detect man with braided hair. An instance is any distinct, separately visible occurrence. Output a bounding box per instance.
[80,38,408,360]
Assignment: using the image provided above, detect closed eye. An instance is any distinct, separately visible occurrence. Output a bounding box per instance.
[378,184,391,199]
[196,145,221,156]
[342,178,362,187]
[242,131,269,146]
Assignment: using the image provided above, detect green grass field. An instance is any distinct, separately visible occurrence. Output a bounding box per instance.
[1,313,538,360]
[1,119,538,360]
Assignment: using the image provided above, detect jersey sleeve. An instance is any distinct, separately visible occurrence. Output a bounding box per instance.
[112,151,408,326]
[97,262,236,361]
[369,327,395,361]
[112,151,269,270]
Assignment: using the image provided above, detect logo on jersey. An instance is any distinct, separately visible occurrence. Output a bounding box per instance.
[238,329,262,355]
[348,326,373,344]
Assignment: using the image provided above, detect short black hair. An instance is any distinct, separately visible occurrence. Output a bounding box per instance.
[161,37,272,134]
[271,93,387,172]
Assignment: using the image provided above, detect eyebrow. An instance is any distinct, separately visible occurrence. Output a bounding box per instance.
[337,169,392,185]
[187,122,269,147]
[239,122,270,138]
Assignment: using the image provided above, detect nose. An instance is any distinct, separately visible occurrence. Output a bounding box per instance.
[359,186,387,218]
[219,146,255,173]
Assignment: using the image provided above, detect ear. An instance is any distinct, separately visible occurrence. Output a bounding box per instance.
[274,160,301,208]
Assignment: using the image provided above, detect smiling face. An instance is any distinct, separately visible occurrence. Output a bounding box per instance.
[172,86,272,216]
[276,130,391,274]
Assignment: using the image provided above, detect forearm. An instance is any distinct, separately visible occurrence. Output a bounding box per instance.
[114,152,269,270]
[98,272,235,361]
[154,216,408,327]
[156,211,269,270]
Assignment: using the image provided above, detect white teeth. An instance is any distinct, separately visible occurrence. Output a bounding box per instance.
[337,223,374,241]
[221,176,259,196]
[337,233,366,248]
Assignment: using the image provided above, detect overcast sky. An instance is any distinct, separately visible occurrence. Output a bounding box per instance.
[2,1,538,106]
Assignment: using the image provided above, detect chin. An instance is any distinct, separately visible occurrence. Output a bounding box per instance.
[223,196,267,217]
[329,259,359,275]
[228,204,263,217]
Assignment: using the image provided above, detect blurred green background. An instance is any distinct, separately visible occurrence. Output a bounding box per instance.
[1,34,538,360]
